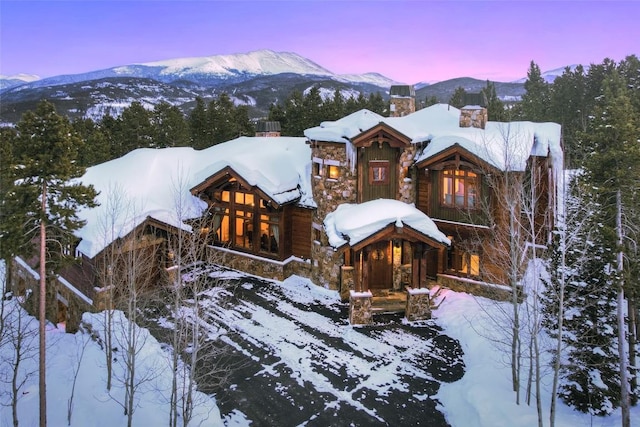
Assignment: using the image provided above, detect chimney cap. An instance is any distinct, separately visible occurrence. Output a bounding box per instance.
[255,121,281,132]
[390,85,415,98]
[461,92,488,108]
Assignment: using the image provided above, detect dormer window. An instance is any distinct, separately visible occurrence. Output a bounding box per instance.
[442,169,478,209]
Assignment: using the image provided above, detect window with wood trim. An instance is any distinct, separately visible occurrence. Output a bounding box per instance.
[209,185,282,257]
[369,160,389,185]
[313,160,322,178]
[312,222,323,245]
[442,169,478,209]
[449,242,480,277]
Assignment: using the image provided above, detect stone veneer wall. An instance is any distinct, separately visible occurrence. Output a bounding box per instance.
[310,142,358,289]
[436,273,521,302]
[206,245,311,282]
[459,107,488,129]
[405,287,431,321]
[310,142,420,291]
[390,97,416,118]
[398,146,417,203]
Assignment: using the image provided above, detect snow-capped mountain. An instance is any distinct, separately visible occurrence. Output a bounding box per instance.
[0,50,404,124]
[0,73,40,90]
[130,49,334,79]
[12,50,400,91]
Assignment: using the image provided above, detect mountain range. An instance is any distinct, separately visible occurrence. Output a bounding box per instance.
[0,49,562,124]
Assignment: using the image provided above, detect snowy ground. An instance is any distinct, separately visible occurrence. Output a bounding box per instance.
[1,260,637,426]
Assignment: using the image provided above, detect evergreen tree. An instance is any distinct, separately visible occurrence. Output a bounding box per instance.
[73,118,111,166]
[542,175,621,416]
[520,61,551,121]
[424,96,439,108]
[0,127,25,266]
[98,113,121,159]
[481,80,506,121]
[366,92,387,115]
[322,88,345,121]
[267,102,287,134]
[117,101,154,153]
[548,65,588,167]
[281,89,305,136]
[448,86,467,108]
[584,71,639,421]
[302,86,324,132]
[11,100,98,426]
[344,93,362,115]
[208,93,235,144]
[188,97,211,149]
[152,102,189,148]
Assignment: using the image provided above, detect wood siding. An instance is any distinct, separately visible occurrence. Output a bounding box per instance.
[358,142,398,202]
[417,169,489,226]
[288,206,313,259]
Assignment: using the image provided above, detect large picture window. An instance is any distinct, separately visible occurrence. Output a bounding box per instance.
[442,169,478,209]
[208,185,281,257]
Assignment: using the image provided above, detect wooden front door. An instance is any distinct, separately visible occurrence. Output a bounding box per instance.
[366,241,392,292]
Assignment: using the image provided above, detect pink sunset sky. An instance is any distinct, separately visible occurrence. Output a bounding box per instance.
[1,0,638,84]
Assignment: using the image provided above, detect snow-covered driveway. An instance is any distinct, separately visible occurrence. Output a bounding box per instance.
[159,266,465,426]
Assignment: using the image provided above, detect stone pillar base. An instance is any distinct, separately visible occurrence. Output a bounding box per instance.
[405,287,431,321]
[349,290,373,325]
[340,266,355,302]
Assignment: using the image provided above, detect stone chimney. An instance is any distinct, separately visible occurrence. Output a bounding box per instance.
[255,121,281,137]
[459,92,488,129]
[389,85,415,117]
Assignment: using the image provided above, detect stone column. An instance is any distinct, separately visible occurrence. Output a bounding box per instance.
[340,266,354,302]
[349,290,373,325]
[405,287,431,321]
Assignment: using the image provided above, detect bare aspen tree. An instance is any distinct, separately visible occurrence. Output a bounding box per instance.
[94,184,130,392]
[464,122,557,426]
[66,331,90,426]
[0,266,39,427]
[543,169,610,427]
[166,172,228,427]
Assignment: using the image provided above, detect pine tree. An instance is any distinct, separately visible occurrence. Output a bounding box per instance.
[11,100,98,426]
[0,127,25,266]
[520,61,550,121]
[482,80,506,121]
[366,92,387,115]
[152,102,189,148]
[548,66,588,167]
[72,118,111,166]
[577,70,639,423]
[448,86,467,108]
[188,97,210,149]
[117,101,154,152]
[424,96,439,108]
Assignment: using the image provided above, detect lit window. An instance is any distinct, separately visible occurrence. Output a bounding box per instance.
[442,169,478,209]
[327,165,340,179]
[369,160,389,185]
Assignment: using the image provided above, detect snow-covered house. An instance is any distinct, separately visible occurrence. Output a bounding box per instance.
[11,87,563,328]
[304,88,562,322]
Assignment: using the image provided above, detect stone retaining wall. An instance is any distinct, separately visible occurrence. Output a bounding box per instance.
[206,246,312,282]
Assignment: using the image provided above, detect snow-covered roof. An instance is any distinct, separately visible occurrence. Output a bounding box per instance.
[75,136,310,258]
[324,199,450,249]
[304,104,563,172]
[191,136,312,207]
